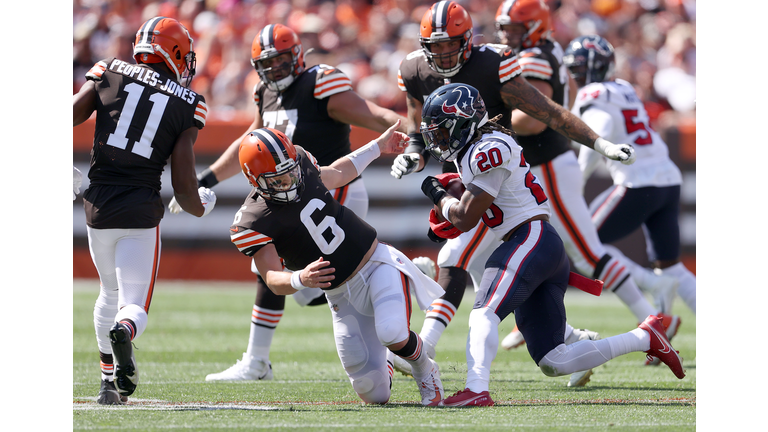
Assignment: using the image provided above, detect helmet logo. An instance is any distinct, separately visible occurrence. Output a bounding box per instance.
[583,38,610,56]
[441,85,475,119]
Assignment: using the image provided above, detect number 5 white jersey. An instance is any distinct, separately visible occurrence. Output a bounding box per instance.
[571,79,682,188]
[456,130,551,239]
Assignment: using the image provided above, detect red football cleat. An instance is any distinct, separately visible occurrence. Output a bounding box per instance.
[442,389,495,407]
[638,315,686,379]
[644,313,681,366]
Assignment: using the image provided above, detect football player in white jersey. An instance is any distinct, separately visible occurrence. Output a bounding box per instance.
[565,35,696,317]
[419,83,685,407]
[390,1,638,380]
[492,1,681,372]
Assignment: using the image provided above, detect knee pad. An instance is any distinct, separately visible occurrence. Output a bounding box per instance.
[352,369,391,404]
[538,344,569,377]
[375,311,408,347]
[334,315,369,374]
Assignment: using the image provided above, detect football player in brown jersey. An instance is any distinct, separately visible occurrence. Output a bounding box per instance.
[493,1,682,375]
[168,23,410,382]
[230,122,447,406]
[389,0,637,380]
[73,17,216,405]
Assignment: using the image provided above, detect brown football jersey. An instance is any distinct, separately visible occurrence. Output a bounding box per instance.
[82,57,208,229]
[254,64,353,166]
[229,147,377,289]
[398,44,521,173]
[397,44,521,129]
[513,40,572,167]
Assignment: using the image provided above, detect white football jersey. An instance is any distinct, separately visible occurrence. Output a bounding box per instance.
[456,130,550,238]
[571,79,682,188]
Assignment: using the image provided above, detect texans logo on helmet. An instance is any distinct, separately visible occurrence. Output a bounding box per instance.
[582,38,610,56]
[441,85,475,119]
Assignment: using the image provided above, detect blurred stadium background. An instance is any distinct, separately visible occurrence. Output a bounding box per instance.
[73,0,695,281]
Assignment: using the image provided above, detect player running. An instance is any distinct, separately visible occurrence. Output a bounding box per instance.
[565,34,696,318]
[391,1,635,385]
[418,83,685,406]
[73,16,216,404]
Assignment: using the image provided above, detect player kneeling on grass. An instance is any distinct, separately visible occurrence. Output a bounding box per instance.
[230,120,447,406]
[419,83,686,407]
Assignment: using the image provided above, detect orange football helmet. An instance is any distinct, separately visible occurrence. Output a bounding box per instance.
[495,0,552,51]
[419,1,473,77]
[239,128,304,203]
[133,16,196,87]
[251,24,305,92]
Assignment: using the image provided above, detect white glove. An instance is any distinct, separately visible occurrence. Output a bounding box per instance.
[390,153,420,179]
[73,166,82,200]
[168,196,182,214]
[593,137,636,165]
[198,187,217,217]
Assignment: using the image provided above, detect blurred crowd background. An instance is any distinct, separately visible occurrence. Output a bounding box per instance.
[73,0,695,129]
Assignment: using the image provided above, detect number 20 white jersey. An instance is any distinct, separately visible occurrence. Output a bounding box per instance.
[571,79,682,188]
[456,130,551,238]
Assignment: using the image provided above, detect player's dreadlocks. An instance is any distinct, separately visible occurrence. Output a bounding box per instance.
[467,115,514,147]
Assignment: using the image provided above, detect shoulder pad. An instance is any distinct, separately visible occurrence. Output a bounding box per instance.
[252,82,262,105]
[575,82,608,105]
[230,228,273,255]
[467,134,516,175]
[194,99,208,129]
[517,51,553,81]
[297,146,320,171]
[85,60,109,81]
[313,65,352,99]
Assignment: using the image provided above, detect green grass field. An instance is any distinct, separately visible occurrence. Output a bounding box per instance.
[73,279,695,431]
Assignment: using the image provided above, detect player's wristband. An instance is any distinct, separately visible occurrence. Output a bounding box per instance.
[290,271,307,291]
[442,197,459,222]
[347,140,381,174]
[197,168,219,188]
[404,133,426,155]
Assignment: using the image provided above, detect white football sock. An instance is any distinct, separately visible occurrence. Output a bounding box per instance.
[658,263,696,315]
[465,308,500,393]
[246,305,282,360]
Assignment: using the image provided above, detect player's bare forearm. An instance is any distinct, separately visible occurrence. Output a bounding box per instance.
[73,80,97,126]
[501,77,599,147]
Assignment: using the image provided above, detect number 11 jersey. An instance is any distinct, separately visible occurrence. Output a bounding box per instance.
[82,57,208,229]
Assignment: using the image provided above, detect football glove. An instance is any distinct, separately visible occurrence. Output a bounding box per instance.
[198,187,217,217]
[428,209,462,240]
[168,196,182,214]
[73,166,82,200]
[390,153,420,179]
[593,137,636,165]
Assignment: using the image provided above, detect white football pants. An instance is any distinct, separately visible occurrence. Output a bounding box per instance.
[88,226,159,354]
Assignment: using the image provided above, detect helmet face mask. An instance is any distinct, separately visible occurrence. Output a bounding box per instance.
[251,24,305,92]
[563,35,616,87]
[239,128,304,204]
[133,16,196,87]
[420,1,473,78]
[421,83,489,163]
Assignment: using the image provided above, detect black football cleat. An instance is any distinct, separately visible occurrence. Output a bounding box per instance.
[96,379,128,405]
[109,322,139,396]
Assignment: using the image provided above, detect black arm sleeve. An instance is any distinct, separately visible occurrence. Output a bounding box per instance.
[197,168,219,188]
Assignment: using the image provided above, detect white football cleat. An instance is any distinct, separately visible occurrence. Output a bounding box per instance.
[500,324,525,350]
[566,330,601,387]
[392,342,436,377]
[205,353,273,381]
[413,257,437,280]
[414,358,444,406]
